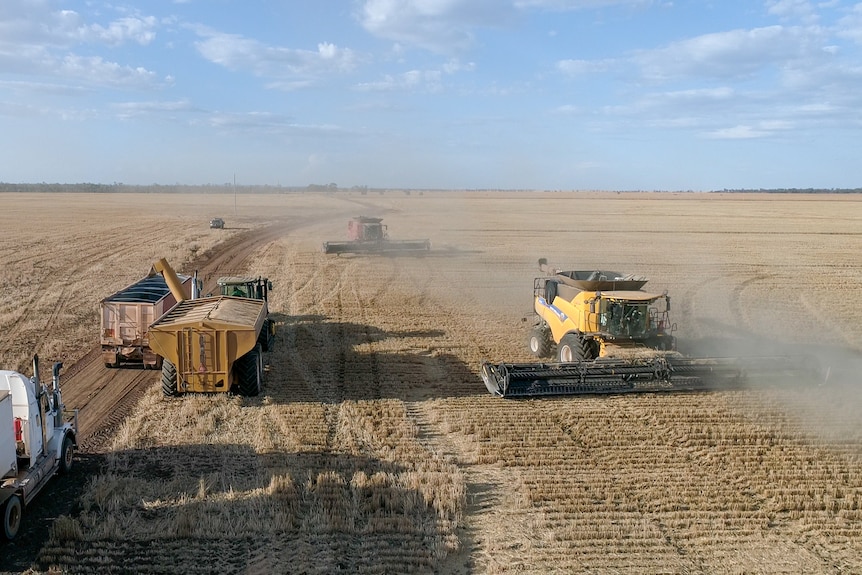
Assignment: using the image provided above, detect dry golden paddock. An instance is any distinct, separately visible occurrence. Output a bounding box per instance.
[1,191,861,574]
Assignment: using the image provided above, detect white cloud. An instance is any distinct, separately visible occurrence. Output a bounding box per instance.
[59,54,161,89]
[0,7,157,47]
[836,4,862,44]
[634,25,823,81]
[0,4,162,89]
[203,111,348,138]
[557,58,613,76]
[515,0,654,8]
[443,58,475,73]
[354,69,444,92]
[83,16,158,46]
[766,0,818,24]
[704,119,793,139]
[552,104,582,114]
[358,0,515,54]
[113,99,196,119]
[705,125,769,139]
[194,29,358,84]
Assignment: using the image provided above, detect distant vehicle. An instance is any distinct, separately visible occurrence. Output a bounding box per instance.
[210,218,225,229]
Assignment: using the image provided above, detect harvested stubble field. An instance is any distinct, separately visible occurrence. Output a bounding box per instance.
[1,190,862,574]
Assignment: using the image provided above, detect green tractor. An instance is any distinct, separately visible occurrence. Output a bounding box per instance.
[217,276,276,352]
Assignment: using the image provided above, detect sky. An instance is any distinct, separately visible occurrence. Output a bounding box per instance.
[1,0,861,191]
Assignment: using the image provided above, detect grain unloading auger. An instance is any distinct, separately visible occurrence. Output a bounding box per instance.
[480,355,819,398]
[481,259,821,398]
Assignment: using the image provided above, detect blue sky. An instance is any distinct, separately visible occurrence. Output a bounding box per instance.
[1,0,861,190]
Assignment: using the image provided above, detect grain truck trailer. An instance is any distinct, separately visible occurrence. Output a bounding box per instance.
[100,272,193,368]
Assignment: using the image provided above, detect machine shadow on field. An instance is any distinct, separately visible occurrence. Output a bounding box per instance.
[27,444,467,574]
[0,452,104,572]
[270,314,488,403]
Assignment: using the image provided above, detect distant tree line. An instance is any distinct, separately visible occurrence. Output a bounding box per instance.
[718,188,862,194]
[0,183,860,194]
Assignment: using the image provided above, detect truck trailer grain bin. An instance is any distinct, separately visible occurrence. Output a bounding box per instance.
[100,272,193,369]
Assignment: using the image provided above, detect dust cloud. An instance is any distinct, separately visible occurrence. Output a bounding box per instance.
[681,303,862,446]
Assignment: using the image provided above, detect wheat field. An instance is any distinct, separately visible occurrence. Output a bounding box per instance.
[2,191,861,573]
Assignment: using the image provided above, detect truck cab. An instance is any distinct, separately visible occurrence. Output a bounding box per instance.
[1,357,77,540]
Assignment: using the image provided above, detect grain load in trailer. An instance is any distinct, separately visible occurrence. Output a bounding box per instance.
[100,272,193,368]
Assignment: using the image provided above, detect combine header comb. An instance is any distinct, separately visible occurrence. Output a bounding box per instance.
[480,355,819,398]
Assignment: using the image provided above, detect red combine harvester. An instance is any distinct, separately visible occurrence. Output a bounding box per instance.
[322,216,430,255]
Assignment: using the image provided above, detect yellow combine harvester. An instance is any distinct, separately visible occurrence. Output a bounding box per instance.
[528,258,675,361]
[481,259,816,398]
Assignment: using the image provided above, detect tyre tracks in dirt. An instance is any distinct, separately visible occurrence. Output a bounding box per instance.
[312,258,390,451]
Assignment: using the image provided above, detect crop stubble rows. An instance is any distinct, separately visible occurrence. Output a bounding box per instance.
[0,192,860,573]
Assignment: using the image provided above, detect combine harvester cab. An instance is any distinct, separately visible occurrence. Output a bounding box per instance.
[322,216,430,255]
[147,259,274,397]
[482,259,819,398]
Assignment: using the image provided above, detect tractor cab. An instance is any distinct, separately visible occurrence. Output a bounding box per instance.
[217,276,272,302]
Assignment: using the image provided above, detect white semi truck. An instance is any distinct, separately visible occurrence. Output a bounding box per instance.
[1,356,78,540]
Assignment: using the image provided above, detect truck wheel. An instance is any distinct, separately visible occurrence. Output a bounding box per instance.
[2,494,22,540]
[558,333,593,363]
[59,434,74,474]
[105,353,119,368]
[236,344,262,397]
[528,326,553,358]
[161,359,178,397]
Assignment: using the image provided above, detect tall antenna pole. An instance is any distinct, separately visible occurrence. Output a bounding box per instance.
[233,173,237,216]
